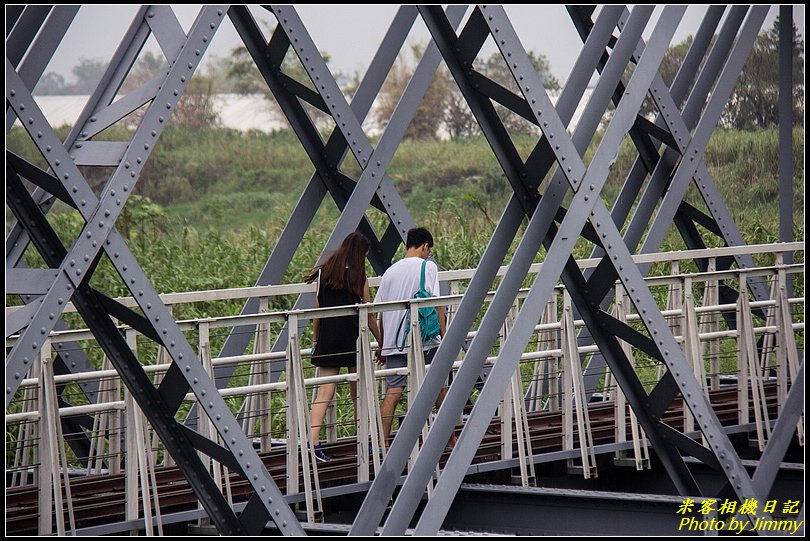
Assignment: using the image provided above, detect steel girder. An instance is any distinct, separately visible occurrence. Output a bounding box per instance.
[350,5,796,535]
[573,6,772,400]
[6,4,802,536]
[6,5,102,465]
[190,6,468,409]
[6,6,302,534]
[779,5,795,297]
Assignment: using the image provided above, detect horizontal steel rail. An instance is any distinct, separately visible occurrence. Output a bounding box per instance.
[6,241,803,319]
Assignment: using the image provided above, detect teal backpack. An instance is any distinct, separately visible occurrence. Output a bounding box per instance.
[395,259,441,352]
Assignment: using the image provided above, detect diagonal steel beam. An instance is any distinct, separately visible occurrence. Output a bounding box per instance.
[5,4,27,35]
[350,5,629,534]
[5,6,78,136]
[582,5,765,305]
[632,8,770,287]
[375,3,667,533]
[6,8,306,533]
[385,7,689,534]
[571,6,771,399]
[220,5,465,376]
[6,5,187,304]
[6,5,177,267]
[617,6,771,417]
[204,7,460,362]
[6,7,172,417]
[181,5,421,425]
[411,6,772,533]
[231,8,390,271]
[4,5,51,71]
[5,6,224,402]
[6,167,301,535]
[265,4,454,256]
[6,5,81,254]
[5,7,171,455]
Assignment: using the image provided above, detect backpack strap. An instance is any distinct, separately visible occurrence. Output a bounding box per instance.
[395,310,408,352]
[420,258,428,292]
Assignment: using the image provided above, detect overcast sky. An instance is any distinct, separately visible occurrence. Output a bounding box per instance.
[36,5,805,87]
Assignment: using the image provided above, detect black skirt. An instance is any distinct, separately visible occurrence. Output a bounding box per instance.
[311,285,360,368]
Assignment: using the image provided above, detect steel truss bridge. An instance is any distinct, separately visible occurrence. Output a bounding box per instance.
[5,5,804,536]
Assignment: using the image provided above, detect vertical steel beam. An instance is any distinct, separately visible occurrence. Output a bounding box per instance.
[779,5,794,297]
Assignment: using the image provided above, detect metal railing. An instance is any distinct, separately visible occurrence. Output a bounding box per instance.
[5,242,805,533]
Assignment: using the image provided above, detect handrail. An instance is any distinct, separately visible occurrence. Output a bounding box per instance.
[5,262,804,347]
[5,264,805,352]
[5,241,803,318]
[9,290,806,392]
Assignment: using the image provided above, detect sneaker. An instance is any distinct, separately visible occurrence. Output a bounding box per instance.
[312,443,331,463]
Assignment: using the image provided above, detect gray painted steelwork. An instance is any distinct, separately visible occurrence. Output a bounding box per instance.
[6,4,802,536]
[356,6,674,535]
[779,5,794,297]
[6,6,302,534]
[192,7,467,413]
[573,6,772,399]
[351,5,792,536]
[446,485,712,536]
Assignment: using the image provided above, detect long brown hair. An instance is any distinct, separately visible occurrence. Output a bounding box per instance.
[306,232,369,298]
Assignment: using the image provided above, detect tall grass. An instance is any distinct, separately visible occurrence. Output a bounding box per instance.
[5,125,804,444]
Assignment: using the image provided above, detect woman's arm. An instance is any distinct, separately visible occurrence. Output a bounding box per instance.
[364,279,384,363]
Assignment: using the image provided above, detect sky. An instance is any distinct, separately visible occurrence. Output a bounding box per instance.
[27,5,807,87]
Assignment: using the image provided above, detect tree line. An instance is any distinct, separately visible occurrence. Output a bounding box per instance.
[34,18,804,133]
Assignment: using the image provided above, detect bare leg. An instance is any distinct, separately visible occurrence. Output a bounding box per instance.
[435,387,457,448]
[310,366,340,446]
[380,386,404,447]
[348,366,358,423]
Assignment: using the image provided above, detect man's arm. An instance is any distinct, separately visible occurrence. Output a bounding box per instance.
[437,305,446,337]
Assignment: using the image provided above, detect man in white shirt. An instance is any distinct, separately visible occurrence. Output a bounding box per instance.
[374,228,455,447]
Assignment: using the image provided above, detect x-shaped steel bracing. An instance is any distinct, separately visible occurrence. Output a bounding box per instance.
[350,5,789,535]
[6,4,801,536]
[6,6,302,534]
[199,6,467,396]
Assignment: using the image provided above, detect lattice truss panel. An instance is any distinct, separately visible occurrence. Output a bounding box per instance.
[5,5,803,535]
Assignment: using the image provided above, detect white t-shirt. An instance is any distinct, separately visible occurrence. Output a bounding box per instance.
[374,257,441,355]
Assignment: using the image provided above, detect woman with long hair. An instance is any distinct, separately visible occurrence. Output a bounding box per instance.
[305,232,382,462]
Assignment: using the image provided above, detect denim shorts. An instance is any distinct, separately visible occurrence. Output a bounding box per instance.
[385,348,437,390]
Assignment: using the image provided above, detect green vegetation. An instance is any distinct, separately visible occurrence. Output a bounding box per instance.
[5,123,805,461]
[6,124,804,297]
